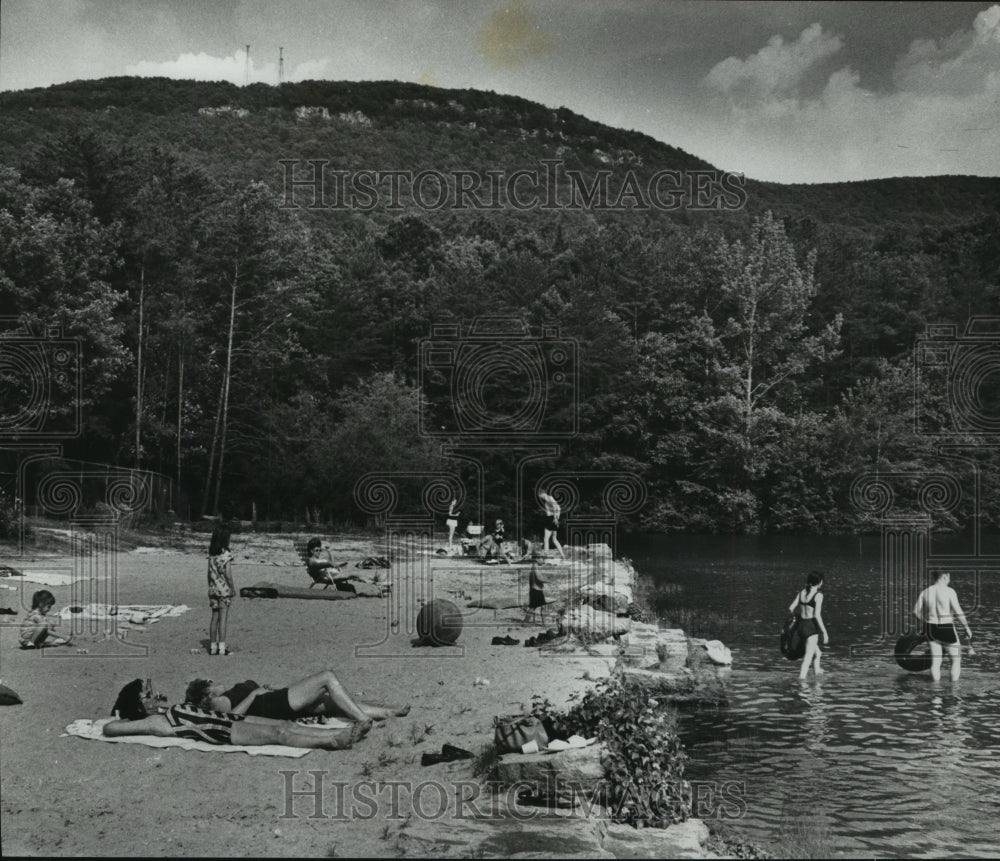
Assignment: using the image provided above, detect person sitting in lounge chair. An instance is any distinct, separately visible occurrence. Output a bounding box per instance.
[305,538,349,588]
[478,519,505,559]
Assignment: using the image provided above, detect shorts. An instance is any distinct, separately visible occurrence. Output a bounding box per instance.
[798,618,820,640]
[927,623,959,646]
[165,704,244,745]
[246,688,297,720]
[542,516,558,532]
[445,518,458,529]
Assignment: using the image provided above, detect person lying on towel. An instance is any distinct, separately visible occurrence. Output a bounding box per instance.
[184,669,410,723]
[103,703,371,750]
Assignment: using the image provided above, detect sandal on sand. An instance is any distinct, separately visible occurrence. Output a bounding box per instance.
[421,743,474,766]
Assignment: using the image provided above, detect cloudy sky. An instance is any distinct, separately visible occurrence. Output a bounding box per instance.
[1,0,998,183]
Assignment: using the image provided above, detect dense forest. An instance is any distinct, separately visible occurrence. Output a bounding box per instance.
[1,77,998,533]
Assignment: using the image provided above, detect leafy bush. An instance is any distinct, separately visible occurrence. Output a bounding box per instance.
[531,673,693,828]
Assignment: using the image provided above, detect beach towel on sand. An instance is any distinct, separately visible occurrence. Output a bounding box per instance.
[58,604,190,627]
[63,719,314,758]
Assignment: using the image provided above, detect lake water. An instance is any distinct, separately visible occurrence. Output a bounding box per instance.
[622,534,1000,859]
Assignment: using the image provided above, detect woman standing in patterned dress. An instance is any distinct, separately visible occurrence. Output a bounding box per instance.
[207,508,235,655]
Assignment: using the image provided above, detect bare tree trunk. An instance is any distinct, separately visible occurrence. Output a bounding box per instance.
[135,264,145,469]
[202,372,225,517]
[158,352,170,477]
[212,262,239,515]
[176,345,185,513]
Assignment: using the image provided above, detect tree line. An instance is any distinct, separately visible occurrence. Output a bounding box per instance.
[1,95,998,532]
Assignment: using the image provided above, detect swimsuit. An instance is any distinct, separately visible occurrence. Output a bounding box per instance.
[246,689,296,720]
[797,590,821,640]
[223,682,297,720]
[165,704,244,745]
[798,618,820,639]
[927,623,959,646]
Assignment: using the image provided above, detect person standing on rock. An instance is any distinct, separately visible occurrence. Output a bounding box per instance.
[914,571,973,682]
[537,488,566,560]
[445,498,461,551]
[789,571,828,680]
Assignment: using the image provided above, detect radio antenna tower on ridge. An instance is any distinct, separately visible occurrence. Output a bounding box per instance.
[279,47,284,84]
[244,44,250,85]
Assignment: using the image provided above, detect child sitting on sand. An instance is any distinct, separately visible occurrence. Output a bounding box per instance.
[19,589,72,649]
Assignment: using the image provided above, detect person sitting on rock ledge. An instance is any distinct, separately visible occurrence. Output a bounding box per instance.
[185,669,410,723]
[103,703,370,750]
[479,518,515,562]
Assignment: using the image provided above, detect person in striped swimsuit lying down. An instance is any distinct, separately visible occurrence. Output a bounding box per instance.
[102,703,371,750]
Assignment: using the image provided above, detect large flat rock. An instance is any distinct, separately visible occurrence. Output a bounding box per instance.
[601,819,717,859]
[622,666,728,708]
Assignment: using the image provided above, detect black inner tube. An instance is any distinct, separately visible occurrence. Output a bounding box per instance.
[895,633,932,672]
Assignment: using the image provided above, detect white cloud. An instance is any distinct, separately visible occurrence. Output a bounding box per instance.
[894,4,1000,95]
[705,23,843,100]
[291,59,331,82]
[126,51,262,84]
[697,6,1000,182]
[124,51,332,86]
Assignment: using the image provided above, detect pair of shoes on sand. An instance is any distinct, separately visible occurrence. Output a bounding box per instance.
[490,635,520,646]
[421,743,474,766]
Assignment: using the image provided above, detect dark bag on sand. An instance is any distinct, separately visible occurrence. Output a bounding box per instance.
[112,679,148,721]
[493,715,550,754]
[0,683,23,706]
[780,615,805,660]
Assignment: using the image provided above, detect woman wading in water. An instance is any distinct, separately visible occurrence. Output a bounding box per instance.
[790,571,828,680]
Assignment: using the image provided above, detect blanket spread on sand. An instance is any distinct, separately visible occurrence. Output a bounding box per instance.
[57,604,190,627]
[19,571,81,587]
[63,718,313,758]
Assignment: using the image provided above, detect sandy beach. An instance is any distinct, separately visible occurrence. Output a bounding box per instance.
[0,528,629,858]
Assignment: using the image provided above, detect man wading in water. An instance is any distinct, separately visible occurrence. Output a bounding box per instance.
[914,571,973,682]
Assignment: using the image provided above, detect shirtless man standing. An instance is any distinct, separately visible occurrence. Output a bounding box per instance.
[914,571,973,682]
[537,488,566,560]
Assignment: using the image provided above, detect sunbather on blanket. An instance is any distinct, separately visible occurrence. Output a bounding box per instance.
[102,703,370,750]
[185,669,410,723]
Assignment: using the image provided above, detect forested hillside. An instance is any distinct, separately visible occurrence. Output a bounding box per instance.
[1,77,998,532]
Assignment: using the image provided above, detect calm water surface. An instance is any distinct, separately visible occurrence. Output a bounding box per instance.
[623,534,1000,859]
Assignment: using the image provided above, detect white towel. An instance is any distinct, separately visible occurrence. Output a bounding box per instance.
[20,571,80,587]
[58,604,190,626]
[63,718,312,758]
